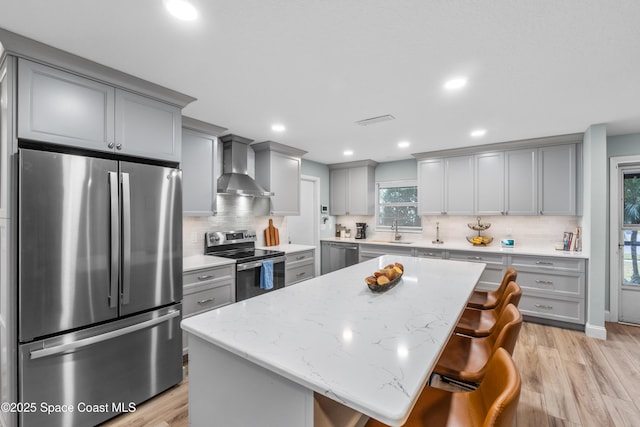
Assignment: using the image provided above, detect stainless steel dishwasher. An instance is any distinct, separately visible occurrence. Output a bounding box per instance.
[321,241,359,274]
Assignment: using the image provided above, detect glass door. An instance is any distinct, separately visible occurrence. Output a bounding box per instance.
[619,167,640,324]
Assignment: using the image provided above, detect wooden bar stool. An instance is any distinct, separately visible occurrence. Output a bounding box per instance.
[433,303,522,386]
[364,348,521,427]
[466,267,517,310]
[455,281,522,337]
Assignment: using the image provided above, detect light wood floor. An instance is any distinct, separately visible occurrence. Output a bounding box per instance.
[102,321,640,427]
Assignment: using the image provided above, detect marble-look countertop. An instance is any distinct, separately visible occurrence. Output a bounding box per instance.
[256,243,316,254]
[183,255,236,272]
[181,255,485,426]
[321,237,589,259]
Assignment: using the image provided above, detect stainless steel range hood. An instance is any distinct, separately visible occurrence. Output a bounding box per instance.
[217,134,274,197]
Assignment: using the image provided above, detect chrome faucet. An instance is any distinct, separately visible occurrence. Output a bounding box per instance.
[392,219,401,240]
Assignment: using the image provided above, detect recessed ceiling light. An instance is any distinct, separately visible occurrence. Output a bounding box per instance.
[271,124,286,132]
[344,150,354,156]
[164,0,198,21]
[470,129,487,138]
[398,141,410,148]
[444,77,468,90]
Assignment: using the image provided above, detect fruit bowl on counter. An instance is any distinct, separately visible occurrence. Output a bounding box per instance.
[467,217,492,246]
[467,235,493,246]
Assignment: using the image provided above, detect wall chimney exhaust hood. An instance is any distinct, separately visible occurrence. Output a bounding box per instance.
[217,134,274,197]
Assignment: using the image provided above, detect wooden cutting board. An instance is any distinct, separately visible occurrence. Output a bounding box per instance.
[265,218,279,246]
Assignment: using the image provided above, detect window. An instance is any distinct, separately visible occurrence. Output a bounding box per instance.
[376,181,421,230]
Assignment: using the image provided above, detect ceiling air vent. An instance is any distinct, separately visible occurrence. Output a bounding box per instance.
[355,114,395,126]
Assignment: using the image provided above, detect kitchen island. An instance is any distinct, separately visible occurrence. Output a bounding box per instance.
[181,255,485,426]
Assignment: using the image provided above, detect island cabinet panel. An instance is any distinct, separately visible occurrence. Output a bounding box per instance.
[538,144,577,215]
[417,158,445,215]
[18,58,182,163]
[253,141,307,216]
[504,148,538,215]
[329,161,377,216]
[444,155,474,215]
[182,265,235,354]
[508,254,585,325]
[285,249,315,286]
[18,59,115,152]
[474,152,505,215]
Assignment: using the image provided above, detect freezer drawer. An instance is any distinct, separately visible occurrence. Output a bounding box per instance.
[18,305,183,427]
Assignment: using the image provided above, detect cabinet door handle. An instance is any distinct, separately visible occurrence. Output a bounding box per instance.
[197,275,214,281]
[107,142,115,149]
[467,256,483,260]
[197,298,215,305]
[535,279,554,285]
[116,143,123,150]
[295,255,306,260]
[536,261,554,266]
[296,272,306,277]
[534,304,553,310]
[422,252,437,257]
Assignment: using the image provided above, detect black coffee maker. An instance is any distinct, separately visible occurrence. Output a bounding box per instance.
[355,223,367,239]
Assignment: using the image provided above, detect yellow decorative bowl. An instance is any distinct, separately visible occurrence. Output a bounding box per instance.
[467,236,493,246]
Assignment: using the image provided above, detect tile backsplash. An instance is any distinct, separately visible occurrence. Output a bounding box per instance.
[183,196,580,257]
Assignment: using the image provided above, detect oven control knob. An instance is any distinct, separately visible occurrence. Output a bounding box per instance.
[213,236,220,241]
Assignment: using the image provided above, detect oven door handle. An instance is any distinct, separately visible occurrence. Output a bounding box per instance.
[236,256,286,271]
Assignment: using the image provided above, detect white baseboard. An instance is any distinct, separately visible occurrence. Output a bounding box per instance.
[605,310,611,322]
[585,322,607,340]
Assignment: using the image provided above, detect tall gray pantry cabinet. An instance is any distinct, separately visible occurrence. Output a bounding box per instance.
[0,29,195,427]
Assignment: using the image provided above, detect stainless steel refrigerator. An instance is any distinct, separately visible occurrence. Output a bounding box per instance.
[17,148,183,426]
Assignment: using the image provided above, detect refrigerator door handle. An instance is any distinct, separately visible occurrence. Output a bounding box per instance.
[108,171,120,308]
[29,310,181,360]
[121,172,131,305]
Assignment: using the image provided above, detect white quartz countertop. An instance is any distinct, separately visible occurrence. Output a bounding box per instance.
[321,237,589,258]
[255,243,316,254]
[183,255,236,272]
[181,255,485,426]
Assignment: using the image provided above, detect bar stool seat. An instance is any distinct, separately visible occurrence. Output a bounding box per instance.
[434,304,522,385]
[455,281,522,337]
[364,348,521,427]
[466,267,517,310]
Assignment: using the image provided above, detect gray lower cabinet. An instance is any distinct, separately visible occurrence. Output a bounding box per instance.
[358,243,414,262]
[447,251,506,291]
[509,255,585,325]
[18,58,182,162]
[285,249,315,285]
[414,248,446,259]
[182,264,235,354]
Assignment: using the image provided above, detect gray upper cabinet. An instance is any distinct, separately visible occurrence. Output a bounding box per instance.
[505,148,538,215]
[417,158,445,215]
[18,59,115,152]
[538,144,576,215]
[444,155,474,215]
[18,58,183,163]
[475,152,504,215]
[115,90,181,162]
[329,160,377,216]
[330,168,349,215]
[253,141,307,216]
[182,117,227,216]
[417,156,473,215]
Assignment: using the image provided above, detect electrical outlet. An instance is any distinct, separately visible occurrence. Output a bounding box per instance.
[190,232,198,243]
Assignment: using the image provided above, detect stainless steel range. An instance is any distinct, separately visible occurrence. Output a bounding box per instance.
[205,230,286,301]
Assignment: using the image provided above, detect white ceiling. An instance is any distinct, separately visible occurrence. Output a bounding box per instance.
[1,0,639,164]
